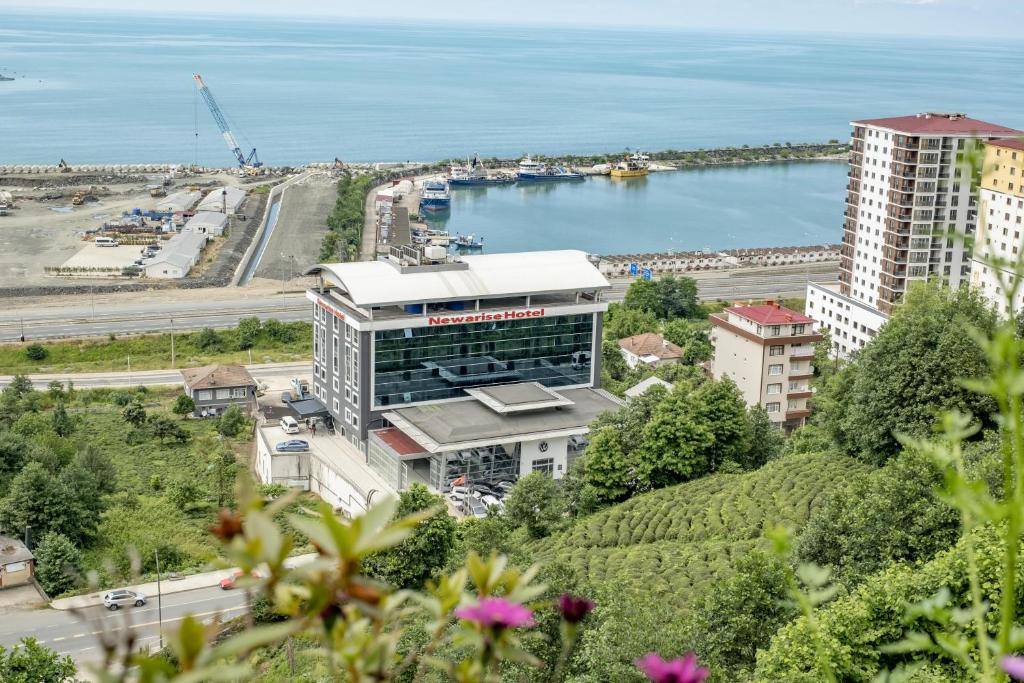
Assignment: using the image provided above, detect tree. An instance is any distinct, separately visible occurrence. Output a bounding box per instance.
[363,484,456,588]
[196,434,236,508]
[236,317,261,350]
[121,401,147,427]
[0,638,78,683]
[262,318,296,343]
[796,449,960,585]
[687,377,749,471]
[50,402,73,437]
[739,406,784,470]
[47,380,67,401]
[172,394,195,418]
[623,275,700,320]
[149,415,189,443]
[819,282,997,464]
[602,303,659,341]
[167,477,204,511]
[33,532,82,596]
[503,471,564,539]
[195,327,223,352]
[0,433,30,494]
[217,405,247,438]
[581,428,633,507]
[24,344,48,361]
[0,462,70,541]
[662,319,713,364]
[687,551,795,680]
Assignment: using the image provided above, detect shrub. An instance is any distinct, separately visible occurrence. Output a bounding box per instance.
[194,327,223,352]
[217,405,247,438]
[121,401,147,427]
[24,344,48,361]
[172,394,195,417]
[33,532,82,596]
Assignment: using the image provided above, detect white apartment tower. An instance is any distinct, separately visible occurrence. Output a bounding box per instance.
[971,139,1024,318]
[808,113,1021,357]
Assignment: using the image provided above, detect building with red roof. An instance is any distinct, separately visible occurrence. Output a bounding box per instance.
[709,301,822,431]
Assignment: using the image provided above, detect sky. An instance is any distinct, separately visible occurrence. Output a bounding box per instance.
[7,0,1021,38]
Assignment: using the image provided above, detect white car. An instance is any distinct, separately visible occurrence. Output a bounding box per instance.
[279,416,301,434]
[103,589,146,610]
[481,494,503,510]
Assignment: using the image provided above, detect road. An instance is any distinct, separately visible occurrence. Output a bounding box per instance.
[0,361,309,390]
[0,263,838,342]
[0,586,246,666]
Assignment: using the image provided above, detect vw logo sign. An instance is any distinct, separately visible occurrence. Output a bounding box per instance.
[538,441,549,453]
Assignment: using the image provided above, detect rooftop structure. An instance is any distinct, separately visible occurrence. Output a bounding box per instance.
[850,113,1021,136]
[184,211,228,236]
[624,376,673,400]
[144,231,208,279]
[617,332,683,368]
[196,186,247,214]
[156,190,201,213]
[181,364,256,390]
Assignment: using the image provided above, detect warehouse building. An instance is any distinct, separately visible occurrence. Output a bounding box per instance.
[197,186,247,214]
[300,246,621,492]
[143,232,208,279]
[184,210,229,236]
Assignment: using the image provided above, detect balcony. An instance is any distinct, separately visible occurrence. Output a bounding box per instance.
[894,149,918,164]
[788,390,814,400]
[790,347,815,360]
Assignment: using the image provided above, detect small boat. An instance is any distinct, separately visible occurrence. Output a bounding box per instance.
[610,151,650,178]
[0,75,14,82]
[412,227,450,246]
[453,233,484,250]
[516,156,585,182]
[419,179,451,211]
[448,154,516,186]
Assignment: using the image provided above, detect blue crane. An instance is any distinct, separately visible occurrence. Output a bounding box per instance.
[192,73,262,169]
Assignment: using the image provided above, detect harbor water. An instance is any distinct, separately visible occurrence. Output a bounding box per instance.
[426,161,846,254]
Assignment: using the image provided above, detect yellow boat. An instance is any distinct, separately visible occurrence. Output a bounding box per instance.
[610,151,650,178]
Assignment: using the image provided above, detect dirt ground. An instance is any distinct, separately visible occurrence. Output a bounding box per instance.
[253,171,338,282]
[0,170,262,288]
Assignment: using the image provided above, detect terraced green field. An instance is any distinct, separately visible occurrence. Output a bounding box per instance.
[532,453,869,611]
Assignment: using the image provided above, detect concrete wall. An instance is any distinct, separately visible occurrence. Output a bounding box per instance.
[519,436,569,479]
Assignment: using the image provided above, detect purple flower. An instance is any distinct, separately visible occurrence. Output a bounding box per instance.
[558,593,595,624]
[455,597,535,629]
[1003,656,1024,681]
[634,653,710,683]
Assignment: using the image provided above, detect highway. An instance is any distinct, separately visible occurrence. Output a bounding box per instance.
[0,586,246,666]
[0,264,838,342]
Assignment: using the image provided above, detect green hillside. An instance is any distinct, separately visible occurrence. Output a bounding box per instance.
[531,452,869,612]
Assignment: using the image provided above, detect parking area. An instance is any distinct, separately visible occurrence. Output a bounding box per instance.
[58,243,140,272]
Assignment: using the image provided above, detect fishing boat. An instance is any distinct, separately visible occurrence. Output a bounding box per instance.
[516,156,585,182]
[609,151,650,178]
[448,154,516,186]
[452,233,484,250]
[418,179,451,211]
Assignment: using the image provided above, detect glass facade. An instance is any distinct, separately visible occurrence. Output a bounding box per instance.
[373,313,594,407]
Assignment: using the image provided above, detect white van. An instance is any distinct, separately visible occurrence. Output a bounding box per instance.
[95,236,119,247]
[279,416,301,434]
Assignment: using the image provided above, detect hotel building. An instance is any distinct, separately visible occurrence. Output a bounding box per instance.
[808,112,1021,356]
[971,139,1024,318]
[300,247,621,493]
[709,302,822,431]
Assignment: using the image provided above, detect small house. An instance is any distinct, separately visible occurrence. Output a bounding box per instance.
[0,536,34,590]
[181,364,257,417]
[617,332,683,369]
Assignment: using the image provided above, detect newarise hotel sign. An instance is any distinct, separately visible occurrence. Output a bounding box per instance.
[428,308,546,326]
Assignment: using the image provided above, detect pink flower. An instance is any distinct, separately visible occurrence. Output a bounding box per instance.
[558,593,595,624]
[455,597,535,629]
[634,652,710,683]
[1003,656,1024,681]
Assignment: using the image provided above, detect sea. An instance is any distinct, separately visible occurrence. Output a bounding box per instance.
[2,11,1023,253]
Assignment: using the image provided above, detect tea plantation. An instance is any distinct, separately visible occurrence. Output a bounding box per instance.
[531,452,868,613]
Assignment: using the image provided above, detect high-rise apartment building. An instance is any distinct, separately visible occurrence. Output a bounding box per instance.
[971,139,1024,318]
[807,112,1021,357]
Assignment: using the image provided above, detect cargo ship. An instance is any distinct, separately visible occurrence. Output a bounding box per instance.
[448,154,516,186]
[516,156,585,182]
[609,151,650,178]
[418,179,451,212]
[0,75,14,82]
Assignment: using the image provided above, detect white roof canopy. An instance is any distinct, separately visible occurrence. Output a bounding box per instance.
[306,250,610,307]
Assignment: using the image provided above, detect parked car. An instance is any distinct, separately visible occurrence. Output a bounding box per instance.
[103,589,146,610]
[279,416,300,434]
[462,497,488,519]
[275,439,309,452]
[481,494,503,510]
[220,569,260,590]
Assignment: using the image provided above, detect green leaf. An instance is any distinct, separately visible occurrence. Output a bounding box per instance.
[206,621,299,662]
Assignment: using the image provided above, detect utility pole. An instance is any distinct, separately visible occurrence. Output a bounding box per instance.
[170,318,176,368]
[19,317,24,343]
[154,548,164,650]
[127,353,132,388]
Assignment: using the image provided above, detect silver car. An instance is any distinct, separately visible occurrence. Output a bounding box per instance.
[103,589,146,610]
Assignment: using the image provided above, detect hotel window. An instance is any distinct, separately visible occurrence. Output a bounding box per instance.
[769,345,785,356]
[768,364,783,376]
[765,402,781,413]
[766,383,782,395]
[352,392,358,408]
[345,325,351,341]
[333,398,340,413]
[333,315,339,332]
[345,387,351,401]
[345,408,352,424]
[352,350,359,388]
[333,377,339,392]
[531,458,554,476]
[332,336,339,373]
